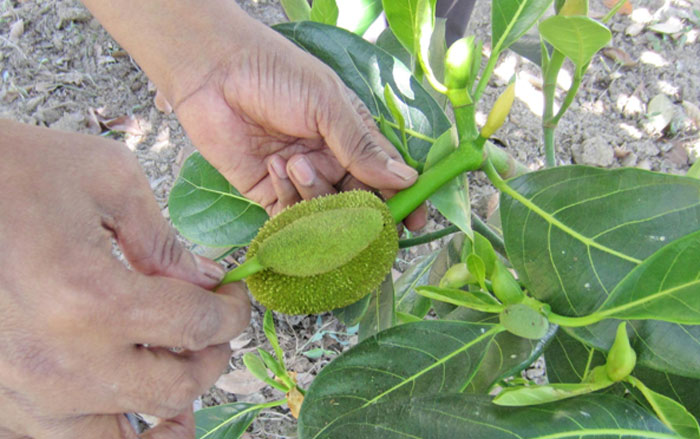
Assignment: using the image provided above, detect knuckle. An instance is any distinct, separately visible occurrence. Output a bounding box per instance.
[157,370,200,416]
[180,298,221,351]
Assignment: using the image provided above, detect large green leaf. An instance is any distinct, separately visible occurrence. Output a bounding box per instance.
[500,166,700,317]
[274,21,451,163]
[375,27,412,69]
[336,0,382,35]
[310,0,338,25]
[168,152,268,247]
[539,16,611,69]
[298,321,501,438]
[631,366,700,421]
[500,166,700,377]
[195,402,262,439]
[300,393,677,438]
[424,129,472,236]
[492,0,553,53]
[395,253,438,319]
[594,229,700,324]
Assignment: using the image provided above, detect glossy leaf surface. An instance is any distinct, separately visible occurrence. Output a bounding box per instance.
[595,229,700,324]
[195,403,262,439]
[500,166,700,317]
[298,321,501,438]
[299,392,677,438]
[382,0,436,55]
[275,21,451,163]
[492,0,553,53]
[168,152,268,247]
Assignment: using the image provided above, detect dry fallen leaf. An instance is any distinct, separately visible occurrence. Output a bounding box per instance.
[603,47,636,67]
[215,369,267,395]
[682,101,700,128]
[649,17,684,36]
[603,0,633,15]
[229,334,252,351]
[103,114,144,136]
[286,388,305,419]
[645,94,675,134]
[9,19,24,41]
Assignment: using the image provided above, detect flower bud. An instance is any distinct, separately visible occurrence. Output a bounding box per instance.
[605,322,637,382]
[480,81,515,139]
[444,36,475,90]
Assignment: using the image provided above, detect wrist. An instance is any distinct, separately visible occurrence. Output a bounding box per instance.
[81,0,258,106]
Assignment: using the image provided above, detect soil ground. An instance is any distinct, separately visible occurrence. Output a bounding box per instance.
[1,0,699,437]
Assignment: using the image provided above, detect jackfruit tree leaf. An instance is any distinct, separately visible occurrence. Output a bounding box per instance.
[425,129,473,237]
[358,274,396,341]
[333,294,371,327]
[274,21,451,163]
[298,321,502,438]
[310,0,338,26]
[382,0,436,56]
[394,252,438,319]
[539,16,611,69]
[545,326,606,384]
[629,366,700,421]
[594,229,700,324]
[335,0,382,35]
[376,27,413,68]
[500,166,700,376]
[300,388,676,438]
[168,152,269,247]
[279,0,311,21]
[492,0,553,54]
[195,402,262,439]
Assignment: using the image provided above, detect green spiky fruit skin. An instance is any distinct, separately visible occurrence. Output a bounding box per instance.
[247,191,398,315]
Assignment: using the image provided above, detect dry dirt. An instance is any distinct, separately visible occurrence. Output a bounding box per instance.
[1,0,699,437]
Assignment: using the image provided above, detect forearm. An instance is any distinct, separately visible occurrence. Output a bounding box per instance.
[80,0,259,105]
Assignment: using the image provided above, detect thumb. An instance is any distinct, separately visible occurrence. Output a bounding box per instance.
[318,84,418,190]
[110,188,225,290]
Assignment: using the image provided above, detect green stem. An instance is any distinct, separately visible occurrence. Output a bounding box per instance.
[472,214,506,255]
[372,117,437,143]
[221,256,264,285]
[547,69,583,128]
[485,141,529,179]
[543,50,566,168]
[386,141,484,223]
[399,225,460,248]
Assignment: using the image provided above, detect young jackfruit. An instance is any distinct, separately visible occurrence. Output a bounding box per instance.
[246,191,398,314]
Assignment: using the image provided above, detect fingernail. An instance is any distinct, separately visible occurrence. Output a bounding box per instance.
[270,156,288,180]
[195,255,225,283]
[387,159,418,181]
[289,156,316,187]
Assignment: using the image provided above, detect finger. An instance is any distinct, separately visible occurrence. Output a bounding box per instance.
[141,410,194,439]
[118,344,231,418]
[403,203,428,231]
[114,273,250,351]
[316,82,418,191]
[107,176,225,290]
[267,154,300,215]
[287,154,337,200]
[0,427,28,439]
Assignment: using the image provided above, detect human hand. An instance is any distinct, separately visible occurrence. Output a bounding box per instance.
[0,120,250,438]
[173,21,427,228]
[79,0,427,228]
